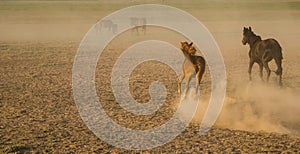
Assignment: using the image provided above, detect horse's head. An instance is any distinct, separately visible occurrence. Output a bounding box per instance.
[242,26,252,45]
[181,41,196,55]
[181,41,189,51]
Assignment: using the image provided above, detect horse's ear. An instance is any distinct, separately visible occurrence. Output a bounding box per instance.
[189,42,193,46]
[249,26,252,31]
[244,27,247,31]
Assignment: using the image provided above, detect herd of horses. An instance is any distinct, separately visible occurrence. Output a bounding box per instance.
[97,20,284,99]
[178,27,283,99]
[97,17,147,35]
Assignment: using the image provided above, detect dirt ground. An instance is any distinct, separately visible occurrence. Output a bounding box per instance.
[1,0,300,153]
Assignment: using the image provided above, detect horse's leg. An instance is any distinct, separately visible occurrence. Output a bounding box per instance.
[108,24,112,32]
[182,74,192,99]
[143,25,146,35]
[178,73,185,95]
[263,61,271,82]
[259,62,264,81]
[136,26,139,35]
[275,58,283,87]
[248,60,255,81]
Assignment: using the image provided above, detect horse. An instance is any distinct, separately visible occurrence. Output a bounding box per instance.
[97,20,118,34]
[242,27,283,87]
[178,42,206,99]
[130,17,147,35]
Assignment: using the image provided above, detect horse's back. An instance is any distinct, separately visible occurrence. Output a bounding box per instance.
[261,38,283,59]
[264,38,281,47]
[101,20,113,26]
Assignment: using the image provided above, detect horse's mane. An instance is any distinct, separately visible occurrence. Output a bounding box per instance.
[181,48,190,58]
[249,31,262,46]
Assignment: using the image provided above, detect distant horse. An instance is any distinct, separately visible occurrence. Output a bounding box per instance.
[97,20,118,34]
[178,42,206,98]
[242,27,283,86]
[130,17,147,35]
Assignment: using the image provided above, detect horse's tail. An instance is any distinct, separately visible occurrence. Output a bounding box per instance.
[271,38,283,60]
[200,56,206,74]
[197,56,206,84]
[278,44,283,60]
[275,48,283,76]
[269,39,283,75]
[275,64,282,76]
[276,44,283,75]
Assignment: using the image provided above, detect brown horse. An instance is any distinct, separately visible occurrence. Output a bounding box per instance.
[130,17,147,35]
[242,27,283,86]
[178,42,206,99]
[97,20,118,34]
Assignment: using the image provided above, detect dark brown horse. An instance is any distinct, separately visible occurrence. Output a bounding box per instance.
[97,20,118,34]
[242,27,283,86]
[178,42,206,98]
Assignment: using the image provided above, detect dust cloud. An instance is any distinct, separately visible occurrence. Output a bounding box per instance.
[188,81,300,136]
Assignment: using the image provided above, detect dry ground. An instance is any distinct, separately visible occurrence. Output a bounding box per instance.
[1,0,300,153]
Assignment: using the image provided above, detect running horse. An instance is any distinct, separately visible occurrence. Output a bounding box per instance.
[178,42,206,99]
[242,27,283,86]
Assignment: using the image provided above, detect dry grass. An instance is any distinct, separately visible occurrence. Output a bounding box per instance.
[0,40,299,153]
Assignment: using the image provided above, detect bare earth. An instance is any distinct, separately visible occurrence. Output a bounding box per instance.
[1,0,300,153]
